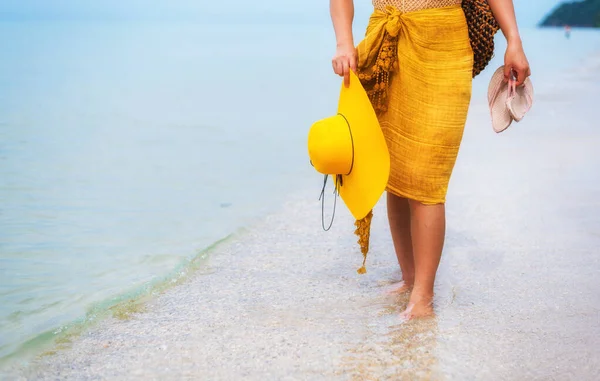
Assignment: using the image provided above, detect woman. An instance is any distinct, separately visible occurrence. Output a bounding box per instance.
[330,0,530,318]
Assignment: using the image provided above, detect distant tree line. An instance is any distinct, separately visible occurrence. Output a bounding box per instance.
[540,0,600,27]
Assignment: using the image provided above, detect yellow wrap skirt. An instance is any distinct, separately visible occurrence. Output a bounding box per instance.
[352,5,473,273]
[357,5,473,204]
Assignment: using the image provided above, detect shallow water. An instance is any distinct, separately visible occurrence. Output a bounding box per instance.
[1,13,600,368]
[0,20,326,361]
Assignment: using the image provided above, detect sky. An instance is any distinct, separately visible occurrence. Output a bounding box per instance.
[0,0,567,27]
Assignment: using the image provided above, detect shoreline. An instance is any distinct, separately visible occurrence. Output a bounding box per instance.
[6,189,449,380]
[0,231,238,369]
[4,51,600,381]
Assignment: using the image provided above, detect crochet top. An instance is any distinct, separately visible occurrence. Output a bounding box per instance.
[372,0,462,12]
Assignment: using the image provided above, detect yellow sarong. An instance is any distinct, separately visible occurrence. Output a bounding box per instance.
[357,5,473,204]
[353,5,473,273]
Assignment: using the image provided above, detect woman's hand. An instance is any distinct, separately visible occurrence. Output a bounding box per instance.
[503,39,531,87]
[487,0,531,86]
[332,43,357,86]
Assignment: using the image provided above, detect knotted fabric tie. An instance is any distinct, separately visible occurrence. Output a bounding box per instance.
[352,7,405,274]
[356,6,405,115]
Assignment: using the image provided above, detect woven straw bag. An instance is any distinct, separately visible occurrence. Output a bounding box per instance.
[462,0,500,77]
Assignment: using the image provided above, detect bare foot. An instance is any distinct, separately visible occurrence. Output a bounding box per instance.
[400,295,434,320]
[385,280,413,295]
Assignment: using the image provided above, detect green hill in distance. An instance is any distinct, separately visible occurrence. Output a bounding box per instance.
[540,0,600,27]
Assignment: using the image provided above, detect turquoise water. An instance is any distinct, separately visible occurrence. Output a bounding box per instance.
[1,13,599,365]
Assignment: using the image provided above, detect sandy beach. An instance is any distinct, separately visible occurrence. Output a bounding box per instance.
[4,49,600,380]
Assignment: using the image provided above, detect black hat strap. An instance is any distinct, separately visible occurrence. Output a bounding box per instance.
[318,174,344,231]
[315,113,354,232]
[338,113,355,176]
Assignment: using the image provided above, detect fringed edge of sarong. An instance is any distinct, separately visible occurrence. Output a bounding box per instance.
[356,32,398,116]
[354,210,373,274]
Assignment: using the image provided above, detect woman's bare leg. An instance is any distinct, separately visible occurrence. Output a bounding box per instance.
[386,193,415,293]
[401,200,446,318]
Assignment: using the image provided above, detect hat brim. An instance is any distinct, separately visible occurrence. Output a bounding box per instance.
[335,71,390,220]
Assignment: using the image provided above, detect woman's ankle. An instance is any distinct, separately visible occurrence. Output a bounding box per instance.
[401,276,414,287]
[409,285,434,303]
[399,267,414,286]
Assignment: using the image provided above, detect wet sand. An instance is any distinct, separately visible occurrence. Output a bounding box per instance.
[5,57,600,380]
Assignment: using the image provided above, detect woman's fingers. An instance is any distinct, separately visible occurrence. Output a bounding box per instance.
[516,68,527,86]
[504,43,531,86]
[503,65,512,82]
[349,54,357,74]
[515,64,531,86]
[504,62,531,87]
[332,51,358,86]
[332,59,341,76]
[342,59,351,86]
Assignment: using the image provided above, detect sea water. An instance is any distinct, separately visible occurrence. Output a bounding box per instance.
[1,8,599,365]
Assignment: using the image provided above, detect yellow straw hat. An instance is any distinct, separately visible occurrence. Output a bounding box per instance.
[308,70,390,221]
